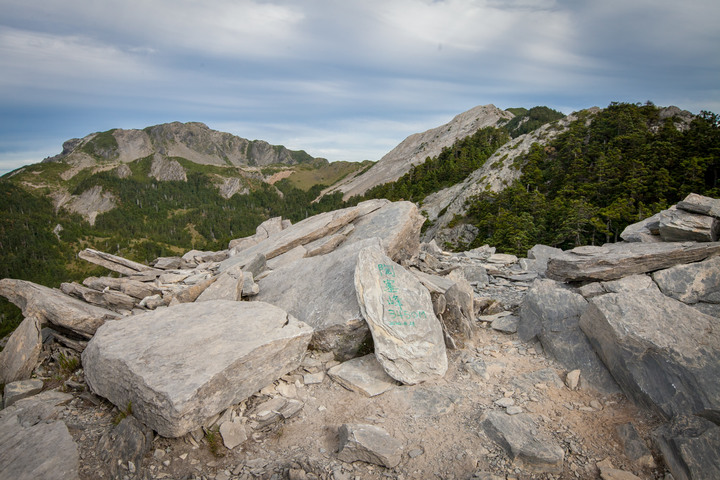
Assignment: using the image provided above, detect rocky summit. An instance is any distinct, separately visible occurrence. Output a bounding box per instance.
[1,194,719,479]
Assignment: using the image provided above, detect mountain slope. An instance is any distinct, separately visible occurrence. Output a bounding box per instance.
[323,105,514,200]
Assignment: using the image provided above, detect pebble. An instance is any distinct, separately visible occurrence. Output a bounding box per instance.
[494,397,515,408]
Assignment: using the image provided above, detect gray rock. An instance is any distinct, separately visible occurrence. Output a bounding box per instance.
[60,281,136,312]
[82,300,312,437]
[546,241,720,282]
[653,415,720,480]
[3,379,43,408]
[677,193,720,219]
[518,279,618,393]
[219,419,247,450]
[652,255,720,305]
[460,264,489,285]
[255,238,380,360]
[596,458,643,480]
[337,423,403,468]
[511,368,564,391]
[658,208,719,242]
[354,245,447,384]
[266,244,307,269]
[196,269,243,302]
[149,155,187,181]
[0,390,78,480]
[491,315,518,334]
[83,276,161,300]
[327,354,398,397]
[616,423,655,468]
[0,278,121,338]
[580,289,720,420]
[434,223,479,250]
[439,274,476,348]
[526,244,564,275]
[304,232,348,257]
[241,271,260,297]
[481,411,564,474]
[78,248,161,276]
[620,211,664,243]
[152,256,184,270]
[97,415,153,479]
[0,316,41,384]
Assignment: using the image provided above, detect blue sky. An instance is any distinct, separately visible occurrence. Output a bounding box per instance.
[1,0,719,175]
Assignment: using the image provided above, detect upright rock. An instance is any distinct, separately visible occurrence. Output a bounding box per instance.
[82,300,312,437]
[354,245,447,384]
[0,316,42,384]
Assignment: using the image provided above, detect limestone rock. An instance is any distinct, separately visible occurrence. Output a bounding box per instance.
[658,208,719,242]
[196,269,243,302]
[651,255,720,305]
[97,415,153,479]
[438,273,475,348]
[481,411,564,474]
[0,390,78,480]
[3,379,43,408]
[652,415,720,480]
[327,354,398,397]
[0,316,41,384]
[337,423,403,468]
[354,245,447,384]
[518,279,618,393]
[546,241,720,282]
[60,281,136,312]
[219,419,247,450]
[78,248,161,276]
[82,300,312,437]
[0,279,120,338]
[620,211,664,243]
[677,193,720,218]
[255,238,380,360]
[580,289,720,420]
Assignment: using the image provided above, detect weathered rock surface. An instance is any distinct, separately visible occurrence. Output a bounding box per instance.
[546,241,720,282]
[354,245,447,384]
[620,211,664,243]
[519,279,618,393]
[657,207,720,242]
[97,415,153,479]
[0,390,78,480]
[0,278,120,338]
[256,238,381,359]
[0,316,42,384]
[651,255,720,305]
[83,276,161,300]
[195,269,243,302]
[327,354,398,397]
[3,379,44,408]
[481,411,564,474]
[62,185,117,226]
[438,273,476,348]
[60,281,136,312]
[82,300,312,437]
[677,192,720,218]
[652,415,720,480]
[337,423,403,468]
[78,248,161,276]
[615,422,655,468]
[580,289,720,420]
[149,155,187,181]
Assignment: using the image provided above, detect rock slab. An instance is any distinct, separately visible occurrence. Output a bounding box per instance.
[337,423,403,468]
[354,245,448,384]
[0,315,42,384]
[327,354,398,397]
[82,300,313,437]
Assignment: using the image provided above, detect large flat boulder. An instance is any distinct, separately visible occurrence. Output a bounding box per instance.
[658,208,719,242]
[255,238,381,360]
[579,289,720,421]
[677,193,720,218]
[546,242,720,282]
[82,300,312,437]
[0,316,42,384]
[651,255,720,305]
[518,279,618,393]
[354,245,447,384]
[0,278,120,338]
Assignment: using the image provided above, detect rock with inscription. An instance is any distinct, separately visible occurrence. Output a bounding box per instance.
[481,411,564,474]
[82,300,312,437]
[0,278,120,338]
[256,238,380,360]
[354,245,447,384]
[658,208,719,242]
[0,316,42,384]
[546,242,720,282]
[327,354,398,397]
[652,415,720,480]
[580,289,720,420]
[677,193,720,218]
[337,423,403,468]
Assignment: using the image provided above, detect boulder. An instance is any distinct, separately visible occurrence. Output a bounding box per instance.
[620,212,664,243]
[0,316,42,384]
[615,423,655,468]
[651,255,720,305]
[255,238,381,360]
[327,354,398,397]
[525,244,564,275]
[97,415,153,479]
[518,279,618,393]
[580,289,720,420]
[0,279,120,338]
[195,269,243,302]
[0,390,78,480]
[677,193,720,218]
[481,411,564,474]
[354,245,447,385]
[337,424,403,468]
[60,281,136,312]
[546,242,720,282]
[78,248,161,276]
[438,272,475,348]
[652,415,720,480]
[3,379,44,408]
[83,276,161,300]
[82,300,312,437]
[658,208,719,242]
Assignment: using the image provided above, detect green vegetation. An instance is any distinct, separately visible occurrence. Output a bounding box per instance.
[463,103,720,255]
[81,129,119,160]
[502,106,565,138]
[285,160,374,191]
[112,401,133,426]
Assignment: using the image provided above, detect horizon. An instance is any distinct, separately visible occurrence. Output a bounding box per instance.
[2,0,719,175]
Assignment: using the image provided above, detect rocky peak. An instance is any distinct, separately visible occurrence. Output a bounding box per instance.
[324,104,514,200]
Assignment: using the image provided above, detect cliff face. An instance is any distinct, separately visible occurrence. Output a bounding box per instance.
[323,105,514,200]
[45,121,315,170]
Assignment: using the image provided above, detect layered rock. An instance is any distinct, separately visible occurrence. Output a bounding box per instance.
[82,300,312,437]
[0,316,42,384]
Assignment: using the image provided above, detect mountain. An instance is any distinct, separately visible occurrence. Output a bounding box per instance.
[323,104,514,200]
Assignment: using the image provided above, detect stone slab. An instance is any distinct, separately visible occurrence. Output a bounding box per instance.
[0,315,41,384]
[337,423,403,468]
[327,354,398,397]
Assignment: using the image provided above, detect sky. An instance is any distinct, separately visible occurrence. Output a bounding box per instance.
[1,0,719,175]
